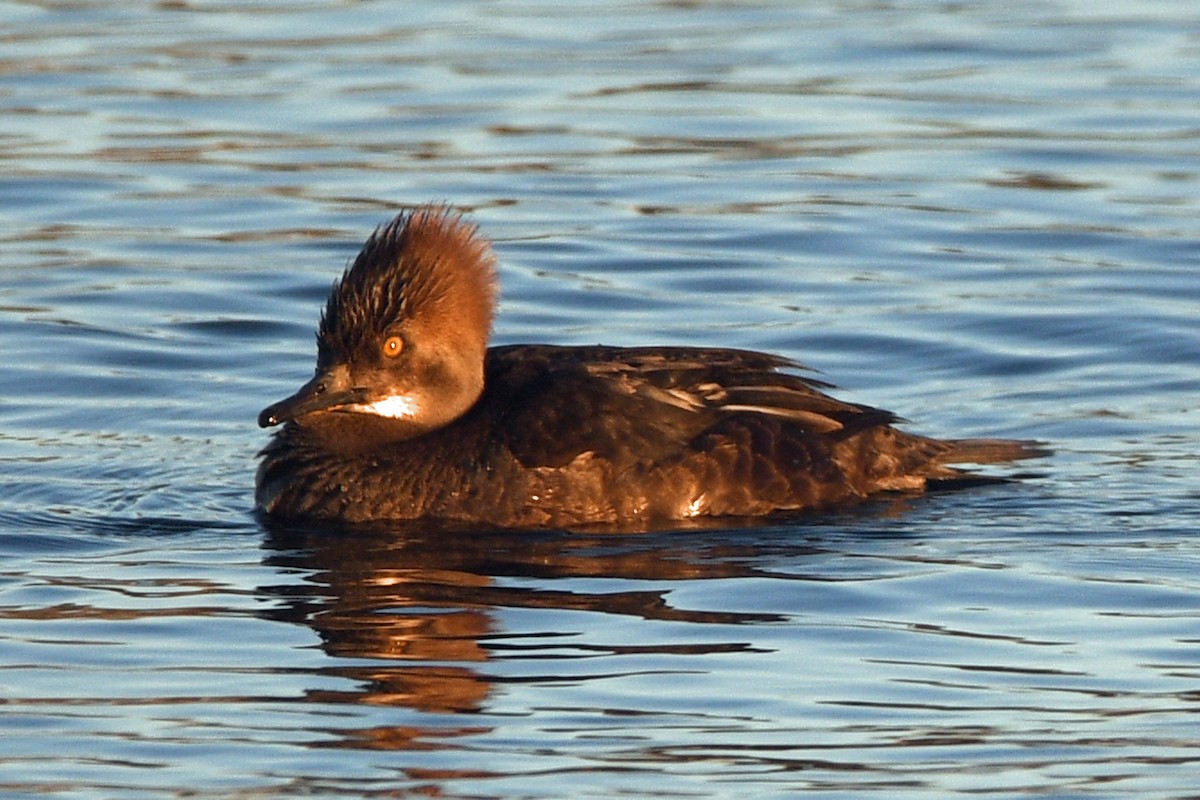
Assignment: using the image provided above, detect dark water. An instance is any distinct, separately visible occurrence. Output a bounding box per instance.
[3,1,1199,796]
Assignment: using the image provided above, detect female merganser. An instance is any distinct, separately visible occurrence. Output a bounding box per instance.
[256,206,1041,528]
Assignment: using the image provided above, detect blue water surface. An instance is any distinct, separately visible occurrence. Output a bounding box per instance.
[2,1,1199,797]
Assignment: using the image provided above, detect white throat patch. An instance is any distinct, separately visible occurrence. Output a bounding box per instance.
[347,394,421,420]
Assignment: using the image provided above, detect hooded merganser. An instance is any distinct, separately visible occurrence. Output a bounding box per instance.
[257,205,1042,529]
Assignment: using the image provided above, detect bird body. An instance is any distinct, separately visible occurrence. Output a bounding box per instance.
[257,207,1041,529]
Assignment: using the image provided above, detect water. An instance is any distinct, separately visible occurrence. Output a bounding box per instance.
[2,0,1199,796]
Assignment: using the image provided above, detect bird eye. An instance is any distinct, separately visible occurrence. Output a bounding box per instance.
[382,335,404,358]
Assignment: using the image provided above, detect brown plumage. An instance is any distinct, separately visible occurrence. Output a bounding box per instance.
[256,206,1044,529]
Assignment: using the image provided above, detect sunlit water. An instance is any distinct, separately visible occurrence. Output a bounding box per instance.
[2,1,1199,797]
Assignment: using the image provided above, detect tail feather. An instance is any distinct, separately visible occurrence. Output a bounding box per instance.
[940,438,1050,466]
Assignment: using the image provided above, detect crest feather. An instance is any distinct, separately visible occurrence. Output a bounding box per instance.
[318,206,498,362]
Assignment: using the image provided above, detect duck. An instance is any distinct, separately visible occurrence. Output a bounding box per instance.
[256,205,1042,529]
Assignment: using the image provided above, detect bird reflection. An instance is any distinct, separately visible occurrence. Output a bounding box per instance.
[259,517,803,721]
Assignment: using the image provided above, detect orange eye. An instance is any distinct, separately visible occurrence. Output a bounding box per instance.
[382,335,404,358]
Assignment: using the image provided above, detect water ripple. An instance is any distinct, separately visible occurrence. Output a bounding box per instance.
[2,0,1199,796]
